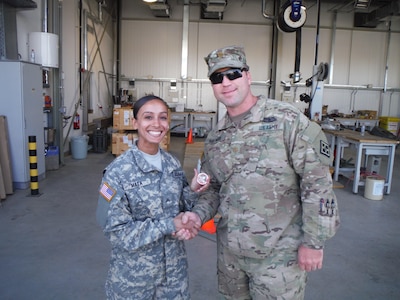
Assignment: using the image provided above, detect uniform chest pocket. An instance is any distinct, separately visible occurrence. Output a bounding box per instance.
[124,184,163,220]
[233,128,286,174]
[206,141,234,183]
[243,129,287,173]
[159,175,183,212]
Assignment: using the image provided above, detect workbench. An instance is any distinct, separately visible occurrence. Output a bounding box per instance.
[324,129,399,194]
[334,118,379,130]
[170,112,190,137]
[190,112,217,132]
[170,111,216,137]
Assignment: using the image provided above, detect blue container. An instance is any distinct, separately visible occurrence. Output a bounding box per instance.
[47,146,59,156]
[71,135,89,159]
[45,146,59,170]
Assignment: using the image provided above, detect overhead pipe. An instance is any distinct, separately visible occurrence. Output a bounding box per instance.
[81,4,104,72]
[293,28,301,83]
[262,0,275,20]
[116,0,121,94]
[262,0,279,98]
[314,0,321,66]
[180,0,190,107]
[380,20,392,116]
[98,0,104,23]
[42,0,48,32]
[41,0,50,96]
[82,9,88,71]
[181,1,189,80]
[383,20,391,93]
[65,1,111,146]
[55,0,64,165]
[309,0,323,120]
[328,11,337,84]
[78,2,107,132]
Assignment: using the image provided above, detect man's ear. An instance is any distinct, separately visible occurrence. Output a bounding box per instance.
[246,70,252,85]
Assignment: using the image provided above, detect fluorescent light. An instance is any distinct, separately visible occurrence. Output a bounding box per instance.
[354,0,371,9]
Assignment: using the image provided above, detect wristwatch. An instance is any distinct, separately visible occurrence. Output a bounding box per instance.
[308,245,324,250]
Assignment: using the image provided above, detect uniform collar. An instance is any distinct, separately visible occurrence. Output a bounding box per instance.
[131,140,179,174]
[216,95,267,131]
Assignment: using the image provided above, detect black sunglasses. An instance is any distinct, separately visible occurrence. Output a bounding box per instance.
[209,68,246,85]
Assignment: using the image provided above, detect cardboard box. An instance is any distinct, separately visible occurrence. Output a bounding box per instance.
[112,132,170,155]
[113,107,134,130]
[357,110,377,119]
[112,132,137,155]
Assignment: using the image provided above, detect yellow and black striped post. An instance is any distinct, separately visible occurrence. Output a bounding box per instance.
[28,136,40,196]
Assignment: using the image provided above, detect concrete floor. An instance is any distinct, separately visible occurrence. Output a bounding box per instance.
[1,136,400,300]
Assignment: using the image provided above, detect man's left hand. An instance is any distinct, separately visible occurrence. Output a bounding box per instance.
[297,244,323,272]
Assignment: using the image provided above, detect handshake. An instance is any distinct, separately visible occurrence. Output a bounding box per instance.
[173,212,202,240]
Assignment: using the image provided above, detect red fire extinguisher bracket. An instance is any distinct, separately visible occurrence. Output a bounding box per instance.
[73,113,80,130]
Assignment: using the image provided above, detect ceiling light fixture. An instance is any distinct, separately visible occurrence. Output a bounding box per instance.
[143,0,157,3]
[354,0,371,9]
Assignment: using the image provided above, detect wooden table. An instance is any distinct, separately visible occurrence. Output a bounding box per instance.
[324,129,399,194]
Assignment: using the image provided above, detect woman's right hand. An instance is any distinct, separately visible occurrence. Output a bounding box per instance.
[173,212,201,240]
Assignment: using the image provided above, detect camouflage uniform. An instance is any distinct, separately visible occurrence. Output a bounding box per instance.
[193,96,340,299]
[96,141,197,300]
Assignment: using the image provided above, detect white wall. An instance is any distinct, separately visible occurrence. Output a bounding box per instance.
[61,0,115,136]
[12,0,400,153]
[120,0,400,117]
[14,0,115,151]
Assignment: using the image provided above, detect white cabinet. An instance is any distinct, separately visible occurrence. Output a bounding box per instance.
[0,61,45,189]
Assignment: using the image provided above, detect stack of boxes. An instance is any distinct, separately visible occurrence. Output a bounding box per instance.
[112,106,136,156]
[112,106,170,156]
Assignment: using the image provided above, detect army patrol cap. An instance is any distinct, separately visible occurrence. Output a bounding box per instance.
[205,45,249,77]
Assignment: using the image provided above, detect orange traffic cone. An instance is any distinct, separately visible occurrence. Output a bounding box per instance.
[186,128,194,144]
[201,219,216,234]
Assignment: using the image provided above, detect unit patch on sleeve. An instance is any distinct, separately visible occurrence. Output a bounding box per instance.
[100,182,116,202]
[320,140,330,158]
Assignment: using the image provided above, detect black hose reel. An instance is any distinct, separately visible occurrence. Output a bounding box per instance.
[277,0,307,33]
[277,1,307,83]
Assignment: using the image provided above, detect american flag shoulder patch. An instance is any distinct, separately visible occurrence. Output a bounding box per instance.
[100,182,116,202]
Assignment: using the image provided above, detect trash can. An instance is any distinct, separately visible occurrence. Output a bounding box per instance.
[364,176,384,201]
[71,135,89,159]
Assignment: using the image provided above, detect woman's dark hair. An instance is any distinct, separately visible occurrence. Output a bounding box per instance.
[133,95,169,119]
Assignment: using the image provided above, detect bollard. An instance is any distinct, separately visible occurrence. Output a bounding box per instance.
[28,136,40,196]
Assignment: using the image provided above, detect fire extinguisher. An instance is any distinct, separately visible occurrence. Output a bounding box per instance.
[73,113,80,130]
